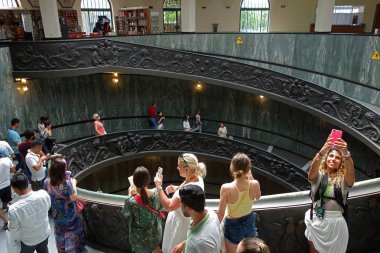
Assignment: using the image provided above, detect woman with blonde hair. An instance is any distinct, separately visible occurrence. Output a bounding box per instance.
[154,153,206,253]
[217,153,261,253]
[237,237,270,253]
[305,136,355,253]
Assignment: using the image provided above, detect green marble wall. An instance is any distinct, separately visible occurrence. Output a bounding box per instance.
[111,34,380,107]
[0,46,378,178]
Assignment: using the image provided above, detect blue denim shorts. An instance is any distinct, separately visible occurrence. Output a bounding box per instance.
[223,212,258,244]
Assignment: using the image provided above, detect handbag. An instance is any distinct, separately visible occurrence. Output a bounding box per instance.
[134,194,166,220]
[75,199,84,213]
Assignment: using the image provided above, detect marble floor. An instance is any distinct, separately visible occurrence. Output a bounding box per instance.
[0,218,104,253]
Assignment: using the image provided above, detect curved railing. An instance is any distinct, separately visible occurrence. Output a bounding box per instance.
[75,164,380,253]
[59,130,309,191]
[6,39,380,156]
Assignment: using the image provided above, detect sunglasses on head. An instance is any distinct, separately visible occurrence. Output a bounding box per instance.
[179,154,189,168]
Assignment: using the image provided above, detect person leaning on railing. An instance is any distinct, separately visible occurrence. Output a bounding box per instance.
[304,136,355,253]
[217,153,261,253]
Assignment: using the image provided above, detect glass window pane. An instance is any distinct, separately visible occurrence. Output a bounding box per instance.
[81,0,112,34]
[240,0,269,33]
[1,0,19,8]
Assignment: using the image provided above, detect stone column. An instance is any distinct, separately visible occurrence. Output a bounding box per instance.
[181,0,196,32]
[39,0,62,38]
[315,0,335,32]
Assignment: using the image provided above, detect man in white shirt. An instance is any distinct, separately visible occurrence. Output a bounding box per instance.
[218,122,228,138]
[173,185,221,253]
[0,140,14,157]
[0,147,16,229]
[8,172,51,253]
[25,140,49,191]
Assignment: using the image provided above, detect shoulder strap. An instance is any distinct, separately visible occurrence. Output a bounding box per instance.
[134,194,166,220]
[310,173,328,220]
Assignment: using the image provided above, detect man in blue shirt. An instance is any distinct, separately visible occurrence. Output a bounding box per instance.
[7,118,22,171]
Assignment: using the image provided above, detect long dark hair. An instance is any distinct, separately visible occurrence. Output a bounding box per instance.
[133,166,150,204]
[49,158,66,186]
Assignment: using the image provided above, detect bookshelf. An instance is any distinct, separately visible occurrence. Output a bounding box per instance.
[116,7,151,35]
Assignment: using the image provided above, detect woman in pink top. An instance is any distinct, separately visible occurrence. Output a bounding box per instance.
[93,113,106,136]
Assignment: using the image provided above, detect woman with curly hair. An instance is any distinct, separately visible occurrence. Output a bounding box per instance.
[305,135,355,253]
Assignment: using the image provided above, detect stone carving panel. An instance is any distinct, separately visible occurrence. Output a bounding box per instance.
[59,130,309,190]
[8,40,380,153]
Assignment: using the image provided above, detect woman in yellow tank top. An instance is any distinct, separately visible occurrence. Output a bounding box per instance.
[217,153,261,253]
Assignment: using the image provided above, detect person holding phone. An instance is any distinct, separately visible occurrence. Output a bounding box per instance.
[154,153,206,253]
[123,166,163,253]
[217,153,261,253]
[305,132,355,253]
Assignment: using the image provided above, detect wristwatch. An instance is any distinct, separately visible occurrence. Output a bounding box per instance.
[344,151,351,159]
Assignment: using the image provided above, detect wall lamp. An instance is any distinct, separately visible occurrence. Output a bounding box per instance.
[112,72,119,84]
[15,78,29,92]
[196,81,203,91]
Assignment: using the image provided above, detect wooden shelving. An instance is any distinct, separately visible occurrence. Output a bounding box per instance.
[116,7,151,35]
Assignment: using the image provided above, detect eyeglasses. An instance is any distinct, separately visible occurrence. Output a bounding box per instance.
[179,154,189,168]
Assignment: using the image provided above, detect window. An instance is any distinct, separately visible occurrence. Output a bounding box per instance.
[240,0,269,33]
[81,0,113,34]
[163,0,181,32]
[333,5,364,25]
[0,0,19,8]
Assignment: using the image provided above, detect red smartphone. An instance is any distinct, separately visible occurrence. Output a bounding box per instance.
[329,129,343,144]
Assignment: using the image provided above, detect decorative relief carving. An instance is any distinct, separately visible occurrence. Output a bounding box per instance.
[60,131,309,190]
[8,40,380,150]
[13,45,83,70]
[320,95,380,143]
[91,40,121,66]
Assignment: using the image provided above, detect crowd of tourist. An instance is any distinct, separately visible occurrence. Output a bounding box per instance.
[0,117,85,253]
[0,110,356,253]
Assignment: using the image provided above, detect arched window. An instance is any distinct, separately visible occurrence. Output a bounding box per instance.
[163,0,181,32]
[81,0,113,34]
[240,0,269,32]
[0,0,19,8]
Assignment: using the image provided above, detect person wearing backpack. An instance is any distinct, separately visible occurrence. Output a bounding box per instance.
[305,135,355,253]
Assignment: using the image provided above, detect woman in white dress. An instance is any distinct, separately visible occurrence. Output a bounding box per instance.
[154,153,206,253]
[305,136,355,253]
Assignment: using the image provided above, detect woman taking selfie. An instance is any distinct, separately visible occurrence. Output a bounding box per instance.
[154,153,206,253]
[123,166,163,253]
[305,134,355,253]
[217,153,261,253]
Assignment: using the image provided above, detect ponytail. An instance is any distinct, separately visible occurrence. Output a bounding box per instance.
[196,162,207,178]
[140,187,149,205]
[233,170,244,178]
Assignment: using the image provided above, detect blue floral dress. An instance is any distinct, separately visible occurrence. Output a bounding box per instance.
[45,179,85,253]
[123,189,163,253]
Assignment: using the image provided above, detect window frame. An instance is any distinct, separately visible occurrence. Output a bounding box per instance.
[239,0,270,33]
[0,0,20,8]
[81,0,113,34]
[163,0,181,33]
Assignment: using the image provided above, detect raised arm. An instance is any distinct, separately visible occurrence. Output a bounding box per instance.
[154,173,181,211]
[335,138,355,187]
[309,137,332,183]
